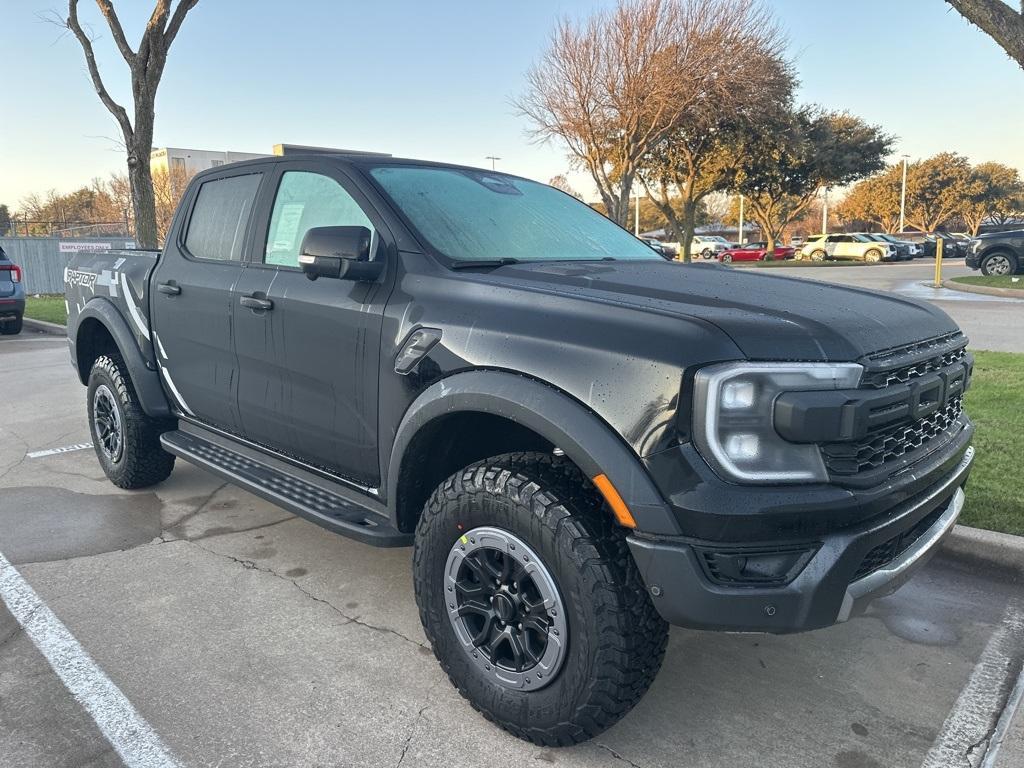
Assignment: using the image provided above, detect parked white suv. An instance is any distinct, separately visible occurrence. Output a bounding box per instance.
[692,235,731,258]
[799,233,897,263]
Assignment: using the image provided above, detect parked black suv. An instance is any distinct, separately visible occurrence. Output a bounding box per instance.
[966,230,1024,275]
[64,154,975,745]
[0,246,25,335]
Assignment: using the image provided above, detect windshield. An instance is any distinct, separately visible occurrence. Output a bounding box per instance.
[367,165,660,263]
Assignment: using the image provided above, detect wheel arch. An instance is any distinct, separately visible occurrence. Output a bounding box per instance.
[386,370,681,537]
[74,299,173,418]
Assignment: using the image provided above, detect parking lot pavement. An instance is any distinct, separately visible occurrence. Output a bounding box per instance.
[2,330,1024,768]
[754,259,1022,353]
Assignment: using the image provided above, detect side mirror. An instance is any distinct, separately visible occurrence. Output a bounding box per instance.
[297,226,383,282]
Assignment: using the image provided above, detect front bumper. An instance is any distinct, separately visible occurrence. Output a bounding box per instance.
[627,445,973,633]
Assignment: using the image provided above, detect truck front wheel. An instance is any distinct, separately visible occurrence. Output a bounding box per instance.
[413,451,668,745]
[87,353,176,489]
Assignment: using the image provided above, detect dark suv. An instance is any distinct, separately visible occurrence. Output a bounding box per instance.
[64,154,975,744]
[0,246,25,335]
[966,230,1024,275]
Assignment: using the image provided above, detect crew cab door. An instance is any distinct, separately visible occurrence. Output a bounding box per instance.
[232,163,391,486]
[149,168,265,431]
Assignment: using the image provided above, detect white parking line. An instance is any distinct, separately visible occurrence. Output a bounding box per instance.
[922,605,1024,768]
[26,443,93,459]
[0,551,181,768]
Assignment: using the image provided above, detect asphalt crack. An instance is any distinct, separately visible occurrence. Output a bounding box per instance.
[396,704,430,768]
[597,743,644,768]
[163,481,230,531]
[189,539,429,650]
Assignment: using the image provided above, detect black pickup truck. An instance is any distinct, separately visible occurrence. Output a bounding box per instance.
[966,229,1024,275]
[65,154,975,745]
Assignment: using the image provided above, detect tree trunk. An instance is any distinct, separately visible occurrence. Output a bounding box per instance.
[614,173,635,229]
[680,199,698,264]
[127,108,158,248]
[128,152,158,249]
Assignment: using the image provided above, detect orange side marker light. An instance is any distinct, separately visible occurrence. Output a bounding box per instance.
[591,473,637,529]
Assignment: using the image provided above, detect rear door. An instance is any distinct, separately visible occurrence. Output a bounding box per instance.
[827,234,855,260]
[232,162,392,486]
[149,167,266,431]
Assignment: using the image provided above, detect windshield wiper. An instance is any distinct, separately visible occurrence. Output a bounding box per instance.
[449,258,522,270]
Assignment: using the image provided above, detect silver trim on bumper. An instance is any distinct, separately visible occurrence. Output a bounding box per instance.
[837,447,972,621]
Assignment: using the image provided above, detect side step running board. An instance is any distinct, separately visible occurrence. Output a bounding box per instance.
[160,429,411,547]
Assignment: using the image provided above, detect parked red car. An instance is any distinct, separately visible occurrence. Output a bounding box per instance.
[718,241,795,262]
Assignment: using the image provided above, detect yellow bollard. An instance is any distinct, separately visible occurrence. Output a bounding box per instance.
[934,237,943,288]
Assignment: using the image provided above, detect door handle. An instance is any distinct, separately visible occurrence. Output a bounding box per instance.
[240,295,274,311]
[157,282,181,296]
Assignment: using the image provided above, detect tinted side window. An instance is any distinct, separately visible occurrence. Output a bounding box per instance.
[264,171,374,267]
[184,174,262,261]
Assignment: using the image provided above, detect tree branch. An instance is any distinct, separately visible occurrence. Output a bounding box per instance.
[164,0,199,48]
[67,0,133,140]
[94,0,135,65]
[947,0,1024,68]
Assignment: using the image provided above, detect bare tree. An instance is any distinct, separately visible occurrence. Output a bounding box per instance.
[637,7,794,261]
[548,174,583,200]
[518,0,746,227]
[947,0,1024,69]
[63,0,199,247]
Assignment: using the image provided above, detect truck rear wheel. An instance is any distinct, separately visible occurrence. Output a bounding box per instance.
[413,451,668,746]
[87,353,176,489]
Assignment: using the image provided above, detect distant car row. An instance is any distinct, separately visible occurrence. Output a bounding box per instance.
[642,230,984,265]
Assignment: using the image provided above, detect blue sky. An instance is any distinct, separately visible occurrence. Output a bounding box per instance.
[1,0,1021,207]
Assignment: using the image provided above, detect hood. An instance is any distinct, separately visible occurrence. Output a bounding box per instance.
[482,260,960,362]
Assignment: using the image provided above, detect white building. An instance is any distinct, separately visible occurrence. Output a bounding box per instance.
[150,147,268,176]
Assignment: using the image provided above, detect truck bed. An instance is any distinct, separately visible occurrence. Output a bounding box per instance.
[65,249,160,369]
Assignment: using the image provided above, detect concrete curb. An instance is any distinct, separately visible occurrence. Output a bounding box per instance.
[942,279,1024,299]
[22,317,67,336]
[943,524,1024,575]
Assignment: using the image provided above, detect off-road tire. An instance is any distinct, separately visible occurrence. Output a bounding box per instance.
[413,451,669,746]
[0,316,22,335]
[87,353,176,489]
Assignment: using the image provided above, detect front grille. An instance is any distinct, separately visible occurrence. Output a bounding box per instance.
[851,499,950,581]
[863,344,968,389]
[823,396,963,475]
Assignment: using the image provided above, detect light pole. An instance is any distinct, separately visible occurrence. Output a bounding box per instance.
[738,195,745,244]
[898,154,910,233]
[821,188,829,234]
[635,193,641,236]
[485,156,501,171]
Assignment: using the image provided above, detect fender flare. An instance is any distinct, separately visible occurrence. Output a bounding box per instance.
[386,370,681,535]
[74,299,172,418]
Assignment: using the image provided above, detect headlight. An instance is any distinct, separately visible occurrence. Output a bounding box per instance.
[692,362,863,484]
